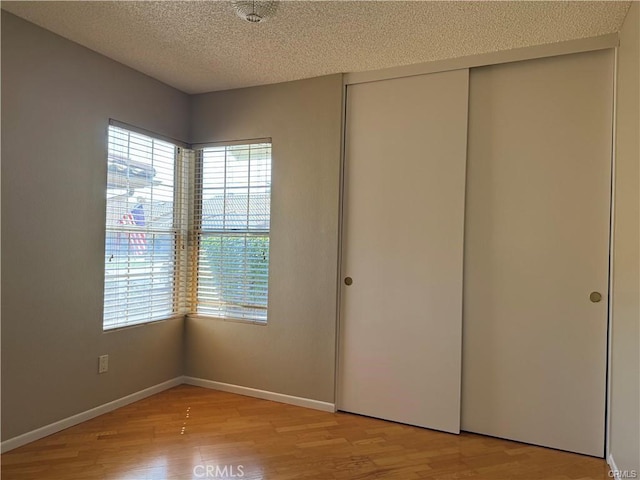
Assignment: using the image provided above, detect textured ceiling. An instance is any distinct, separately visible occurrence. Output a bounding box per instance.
[1,1,631,94]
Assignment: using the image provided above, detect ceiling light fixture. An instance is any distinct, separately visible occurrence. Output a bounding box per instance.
[231,1,278,23]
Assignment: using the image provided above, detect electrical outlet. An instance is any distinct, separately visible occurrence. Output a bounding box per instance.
[98,354,109,374]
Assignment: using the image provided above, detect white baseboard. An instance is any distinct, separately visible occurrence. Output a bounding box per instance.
[0,376,183,453]
[1,376,335,453]
[183,376,336,413]
[608,453,620,480]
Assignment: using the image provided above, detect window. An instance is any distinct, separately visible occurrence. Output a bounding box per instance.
[193,142,272,322]
[103,123,187,330]
[102,123,269,328]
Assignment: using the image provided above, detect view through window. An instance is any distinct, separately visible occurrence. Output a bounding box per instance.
[103,125,182,329]
[193,143,272,322]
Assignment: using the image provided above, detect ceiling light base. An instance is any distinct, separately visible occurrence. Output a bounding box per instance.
[231,1,278,24]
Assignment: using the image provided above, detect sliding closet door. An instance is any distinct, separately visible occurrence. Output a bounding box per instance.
[462,50,613,456]
[338,69,469,433]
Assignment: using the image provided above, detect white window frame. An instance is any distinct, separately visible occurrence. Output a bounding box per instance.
[190,139,272,324]
[102,122,271,328]
[102,120,189,330]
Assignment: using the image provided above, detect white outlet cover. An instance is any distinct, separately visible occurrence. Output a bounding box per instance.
[98,355,109,373]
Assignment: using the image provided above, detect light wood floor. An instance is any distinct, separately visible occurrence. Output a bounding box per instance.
[1,385,611,480]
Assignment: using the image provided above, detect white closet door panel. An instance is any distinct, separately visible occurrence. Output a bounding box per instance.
[339,69,469,433]
[462,50,613,456]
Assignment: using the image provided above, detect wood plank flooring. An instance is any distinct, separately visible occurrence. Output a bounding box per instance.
[1,385,611,479]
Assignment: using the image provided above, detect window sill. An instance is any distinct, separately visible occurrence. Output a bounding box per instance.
[102,315,186,333]
[186,313,267,326]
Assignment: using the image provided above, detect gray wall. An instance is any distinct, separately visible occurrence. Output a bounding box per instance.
[1,12,188,440]
[187,75,343,403]
[610,1,640,473]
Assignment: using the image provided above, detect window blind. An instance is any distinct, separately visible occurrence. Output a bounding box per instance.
[192,142,272,322]
[103,124,188,330]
